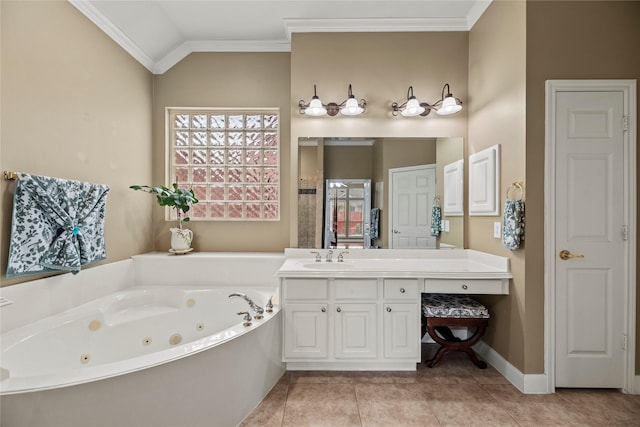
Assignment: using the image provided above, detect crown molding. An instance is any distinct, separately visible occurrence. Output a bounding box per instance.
[155,40,291,74]
[284,17,473,41]
[68,0,157,72]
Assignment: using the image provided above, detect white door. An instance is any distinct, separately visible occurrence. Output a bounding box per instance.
[554,90,626,388]
[389,165,436,248]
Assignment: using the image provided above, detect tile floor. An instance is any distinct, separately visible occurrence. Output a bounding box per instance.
[239,344,640,427]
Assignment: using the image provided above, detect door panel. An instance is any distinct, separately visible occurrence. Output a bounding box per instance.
[390,165,436,248]
[555,90,625,388]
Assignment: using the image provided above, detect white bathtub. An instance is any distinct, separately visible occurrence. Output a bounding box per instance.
[0,252,286,427]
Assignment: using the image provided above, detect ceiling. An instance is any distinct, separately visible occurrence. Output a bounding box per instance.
[69,0,492,74]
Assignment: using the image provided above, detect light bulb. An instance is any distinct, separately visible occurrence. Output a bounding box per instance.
[340,97,364,116]
[401,97,425,117]
[436,96,462,115]
[305,97,327,116]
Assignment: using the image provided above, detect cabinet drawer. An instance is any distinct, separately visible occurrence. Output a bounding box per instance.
[424,279,508,295]
[334,279,378,300]
[383,279,419,300]
[283,279,329,300]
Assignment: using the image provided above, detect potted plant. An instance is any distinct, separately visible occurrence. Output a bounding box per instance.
[130,183,199,252]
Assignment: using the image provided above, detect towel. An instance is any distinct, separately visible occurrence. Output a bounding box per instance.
[430,205,442,237]
[370,208,380,240]
[502,199,525,250]
[6,173,110,278]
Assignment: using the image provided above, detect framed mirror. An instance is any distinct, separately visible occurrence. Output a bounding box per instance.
[297,137,464,249]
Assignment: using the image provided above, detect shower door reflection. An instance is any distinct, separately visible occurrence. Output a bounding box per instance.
[324,179,371,249]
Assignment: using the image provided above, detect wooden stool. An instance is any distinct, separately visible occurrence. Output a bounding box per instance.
[421,293,489,369]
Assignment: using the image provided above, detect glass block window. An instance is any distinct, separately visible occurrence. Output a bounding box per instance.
[168,108,280,220]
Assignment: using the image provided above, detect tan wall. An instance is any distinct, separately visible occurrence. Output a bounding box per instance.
[0,1,153,287]
[152,52,291,252]
[290,32,469,246]
[526,0,640,374]
[324,145,373,179]
[468,0,527,370]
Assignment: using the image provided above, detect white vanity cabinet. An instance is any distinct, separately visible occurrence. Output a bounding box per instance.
[282,277,421,370]
[278,248,512,371]
[282,279,329,359]
[382,279,420,359]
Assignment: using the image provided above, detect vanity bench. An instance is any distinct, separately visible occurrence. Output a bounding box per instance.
[276,248,511,371]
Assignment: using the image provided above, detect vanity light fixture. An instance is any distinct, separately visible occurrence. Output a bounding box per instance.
[299,84,367,117]
[391,83,463,117]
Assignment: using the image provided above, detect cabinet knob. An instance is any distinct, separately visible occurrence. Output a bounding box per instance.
[321,307,326,313]
[462,284,468,290]
[399,288,406,293]
[386,307,392,312]
[336,307,342,313]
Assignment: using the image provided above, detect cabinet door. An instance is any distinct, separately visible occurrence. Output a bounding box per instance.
[334,303,377,359]
[383,303,420,360]
[284,303,328,359]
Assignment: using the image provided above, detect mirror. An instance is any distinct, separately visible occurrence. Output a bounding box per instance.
[298,137,464,249]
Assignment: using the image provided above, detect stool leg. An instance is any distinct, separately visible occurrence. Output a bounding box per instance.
[425,321,488,369]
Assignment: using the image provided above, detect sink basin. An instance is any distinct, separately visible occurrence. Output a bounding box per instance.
[302,262,356,270]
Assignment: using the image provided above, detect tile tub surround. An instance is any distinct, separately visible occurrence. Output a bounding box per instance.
[240,344,640,427]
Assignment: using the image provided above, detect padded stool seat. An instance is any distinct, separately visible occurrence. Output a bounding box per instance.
[422,293,489,369]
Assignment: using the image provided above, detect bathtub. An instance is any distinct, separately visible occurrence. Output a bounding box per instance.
[0,252,286,427]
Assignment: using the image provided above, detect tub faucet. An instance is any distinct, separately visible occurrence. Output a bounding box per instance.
[229,293,264,319]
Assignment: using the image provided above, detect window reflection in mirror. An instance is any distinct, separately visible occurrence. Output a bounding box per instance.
[297,137,464,249]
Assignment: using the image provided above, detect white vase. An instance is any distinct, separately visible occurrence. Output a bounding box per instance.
[170,228,193,251]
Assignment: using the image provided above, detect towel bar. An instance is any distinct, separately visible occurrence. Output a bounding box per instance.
[3,171,18,181]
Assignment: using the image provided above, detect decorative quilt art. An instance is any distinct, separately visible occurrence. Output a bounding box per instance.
[6,173,110,278]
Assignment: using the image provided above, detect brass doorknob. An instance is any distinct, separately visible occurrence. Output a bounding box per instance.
[559,250,585,260]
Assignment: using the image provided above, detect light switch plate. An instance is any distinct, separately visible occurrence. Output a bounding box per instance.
[493,222,501,238]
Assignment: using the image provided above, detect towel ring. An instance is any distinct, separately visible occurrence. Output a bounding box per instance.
[506,181,524,200]
[433,195,441,207]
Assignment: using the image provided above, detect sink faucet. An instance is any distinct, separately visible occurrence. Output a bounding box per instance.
[229,293,264,319]
[337,251,349,262]
[326,249,334,263]
[310,251,322,262]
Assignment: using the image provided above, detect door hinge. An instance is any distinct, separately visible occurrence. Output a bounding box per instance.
[622,116,629,131]
[623,334,628,350]
[622,225,628,241]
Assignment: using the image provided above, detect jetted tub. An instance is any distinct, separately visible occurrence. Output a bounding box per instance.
[0,252,285,427]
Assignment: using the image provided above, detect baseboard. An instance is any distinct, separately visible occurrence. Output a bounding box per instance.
[474,341,550,394]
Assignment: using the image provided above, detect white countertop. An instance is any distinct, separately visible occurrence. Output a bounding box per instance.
[276,249,512,280]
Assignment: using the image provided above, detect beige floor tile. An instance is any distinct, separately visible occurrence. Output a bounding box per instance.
[556,388,640,425]
[289,370,358,384]
[282,383,360,427]
[358,400,441,427]
[419,383,493,403]
[501,400,594,427]
[430,401,518,426]
[238,384,288,427]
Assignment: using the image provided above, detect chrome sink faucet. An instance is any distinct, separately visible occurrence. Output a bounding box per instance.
[337,251,349,262]
[229,293,264,319]
[310,251,322,262]
[326,249,334,263]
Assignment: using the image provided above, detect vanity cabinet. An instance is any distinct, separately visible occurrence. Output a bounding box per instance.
[282,277,420,369]
[382,279,420,359]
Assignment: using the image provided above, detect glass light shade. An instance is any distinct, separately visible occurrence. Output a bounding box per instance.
[340,97,364,116]
[305,97,327,116]
[401,97,425,117]
[436,96,462,115]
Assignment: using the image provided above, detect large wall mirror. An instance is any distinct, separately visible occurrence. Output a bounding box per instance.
[297,137,464,249]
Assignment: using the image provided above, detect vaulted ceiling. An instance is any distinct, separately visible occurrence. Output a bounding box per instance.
[70,0,491,74]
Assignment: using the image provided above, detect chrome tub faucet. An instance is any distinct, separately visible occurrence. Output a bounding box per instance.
[229,293,264,319]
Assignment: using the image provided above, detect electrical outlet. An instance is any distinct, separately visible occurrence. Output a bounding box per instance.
[493,222,501,238]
